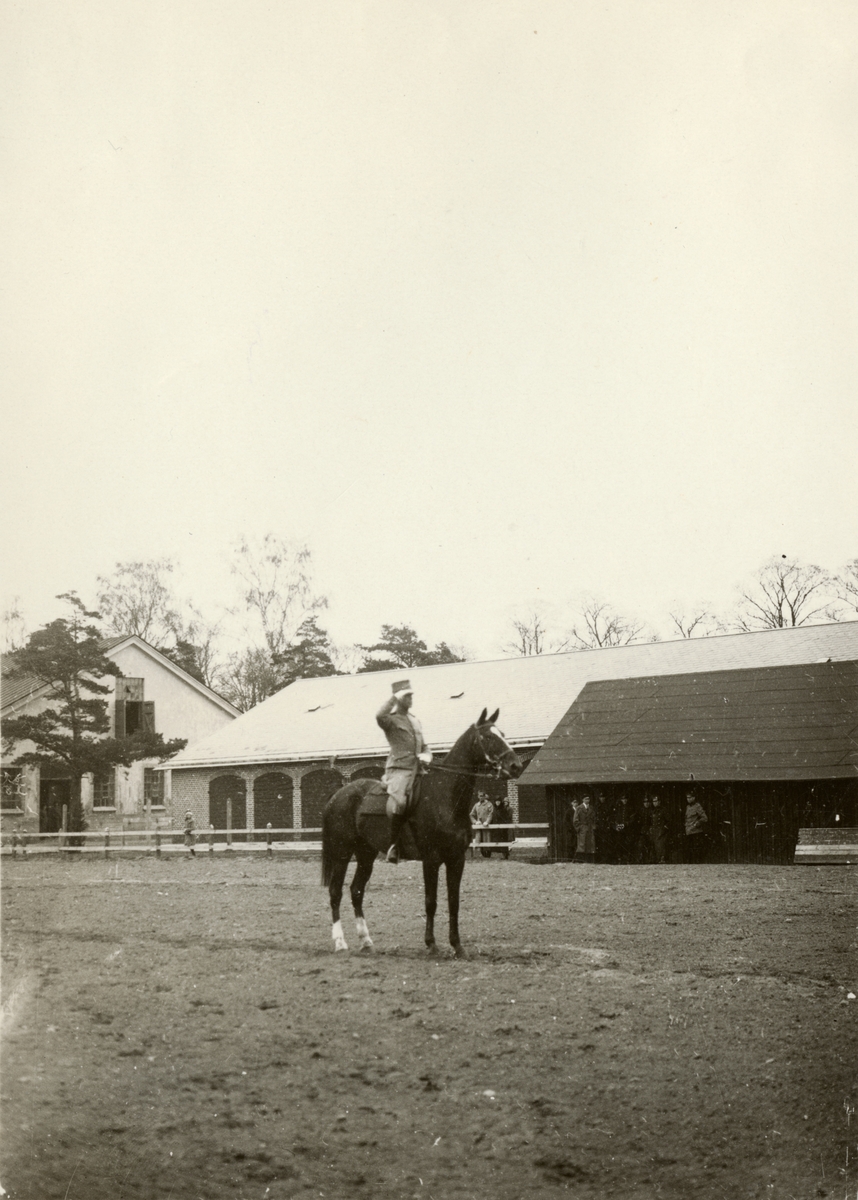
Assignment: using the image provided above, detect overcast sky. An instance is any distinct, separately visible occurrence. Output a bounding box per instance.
[2,1,856,661]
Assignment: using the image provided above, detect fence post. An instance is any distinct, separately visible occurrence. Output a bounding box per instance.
[104,827,110,859]
[155,827,161,858]
[208,823,215,854]
[226,799,233,849]
[11,829,21,857]
[61,804,68,854]
[266,822,273,857]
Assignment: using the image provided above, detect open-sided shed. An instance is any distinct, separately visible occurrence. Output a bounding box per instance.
[521,660,858,863]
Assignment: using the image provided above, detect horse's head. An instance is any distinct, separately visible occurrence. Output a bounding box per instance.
[473,709,523,779]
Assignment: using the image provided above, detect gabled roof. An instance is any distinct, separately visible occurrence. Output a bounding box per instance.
[521,660,858,784]
[0,653,45,709]
[166,620,858,769]
[1,636,239,718]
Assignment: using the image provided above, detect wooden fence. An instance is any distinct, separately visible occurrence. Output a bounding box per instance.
[1,822,549,858]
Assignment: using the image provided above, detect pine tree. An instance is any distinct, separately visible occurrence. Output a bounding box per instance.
[2,594,187,833]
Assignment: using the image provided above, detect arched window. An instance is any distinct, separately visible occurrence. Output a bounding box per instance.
[209,775,247,842]
[254,773,294,833]
[300,769,343,838]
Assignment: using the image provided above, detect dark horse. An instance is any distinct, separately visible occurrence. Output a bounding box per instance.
[321,709,522,957]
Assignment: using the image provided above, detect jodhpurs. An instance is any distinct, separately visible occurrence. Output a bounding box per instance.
[384,767,416,818]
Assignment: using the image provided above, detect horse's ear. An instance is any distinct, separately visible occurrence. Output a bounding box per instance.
[487,708,499,725]
[477,708,488,726]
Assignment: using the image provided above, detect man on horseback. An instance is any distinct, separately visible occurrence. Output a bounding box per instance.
[376,679,433,863]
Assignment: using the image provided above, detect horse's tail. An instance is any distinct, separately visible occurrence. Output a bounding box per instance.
[321,792,349,888]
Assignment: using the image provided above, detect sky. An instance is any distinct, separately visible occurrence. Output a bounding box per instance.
[2,1,856,662]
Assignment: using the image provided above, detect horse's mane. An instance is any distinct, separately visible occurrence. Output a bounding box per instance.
[432,723,483,819]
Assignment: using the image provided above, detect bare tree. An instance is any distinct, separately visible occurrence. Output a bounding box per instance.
[668,607,724,639]
[504,611,567,656]
[830,558,858,617]
[167,607,225,689]
[1,596,28,653]
[330,642,365,676]
[96,559,181,646]
[219,647,283,713]
[733,557,837,631]
[231,534,326,659]
[568,598,651,649]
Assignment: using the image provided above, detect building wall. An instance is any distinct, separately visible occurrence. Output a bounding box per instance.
[170,758,525,834]
[1,642,236,835]
[108,643,235,743]
[171,757,385,835]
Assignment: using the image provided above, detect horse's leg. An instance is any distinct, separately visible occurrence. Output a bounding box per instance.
[422,858,440,954]
[350,848,376,950]
[445,854,467,959]
[329,857,351,951]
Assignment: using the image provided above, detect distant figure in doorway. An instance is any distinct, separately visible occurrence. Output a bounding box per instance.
[594,791,611,861]
[684,791,709,862]
[376,679,433,863]
[470,791,494,857]
[573,794,596,863]
[638,796,654,862]
[649,793,668,864]
[183,811,196,858]
[613,795,637,863]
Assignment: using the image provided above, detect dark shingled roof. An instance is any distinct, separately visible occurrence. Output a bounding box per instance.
[521,660,858,785]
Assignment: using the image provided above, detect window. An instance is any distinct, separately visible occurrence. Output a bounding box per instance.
[92,771,116,809]
[125,701,143,736]
[144,768,165,807]
[1,767,24,810]
[114,679,155,738]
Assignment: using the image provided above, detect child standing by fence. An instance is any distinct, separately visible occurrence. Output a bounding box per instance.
[183,811,196,858]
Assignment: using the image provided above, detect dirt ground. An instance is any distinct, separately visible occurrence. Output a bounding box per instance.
[1,853,856,1200]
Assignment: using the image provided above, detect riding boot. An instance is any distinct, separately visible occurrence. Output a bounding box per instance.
[386,812,406,864]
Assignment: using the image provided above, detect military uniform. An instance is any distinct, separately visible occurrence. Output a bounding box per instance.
[376,679,432,862]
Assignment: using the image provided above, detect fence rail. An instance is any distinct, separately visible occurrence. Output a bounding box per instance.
[1,822,549,857]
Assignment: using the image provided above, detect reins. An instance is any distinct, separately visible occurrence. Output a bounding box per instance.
[427,762,502,779]
[425,724,514,781]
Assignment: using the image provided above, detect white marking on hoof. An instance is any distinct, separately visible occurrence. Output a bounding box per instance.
[332,920,348,952]
[355,917,373,949]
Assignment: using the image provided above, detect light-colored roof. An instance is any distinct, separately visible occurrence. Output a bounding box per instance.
[167,620,858,769]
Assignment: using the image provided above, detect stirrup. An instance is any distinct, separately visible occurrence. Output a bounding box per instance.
[386,844,400,864]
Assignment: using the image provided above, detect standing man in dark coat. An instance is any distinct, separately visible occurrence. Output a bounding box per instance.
[573,794,596,863]
[376,679,433,863]
[611,795,632,863]
[493,796,513,860]
[649,792,668,864]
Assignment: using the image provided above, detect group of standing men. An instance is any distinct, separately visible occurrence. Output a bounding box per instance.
[469,790,513,858]
[569,790,709,864]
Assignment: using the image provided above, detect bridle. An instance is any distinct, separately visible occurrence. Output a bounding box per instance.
[428,723,518,780]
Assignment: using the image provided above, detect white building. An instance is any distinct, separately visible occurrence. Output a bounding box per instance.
[1,636,239,833]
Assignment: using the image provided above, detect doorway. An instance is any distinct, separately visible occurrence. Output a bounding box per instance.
[39,779,70,833]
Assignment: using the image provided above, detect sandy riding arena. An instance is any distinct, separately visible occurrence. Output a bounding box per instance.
[1,855,856,1199]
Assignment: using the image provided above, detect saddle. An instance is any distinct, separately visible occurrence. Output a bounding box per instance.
[355,776,422,860]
